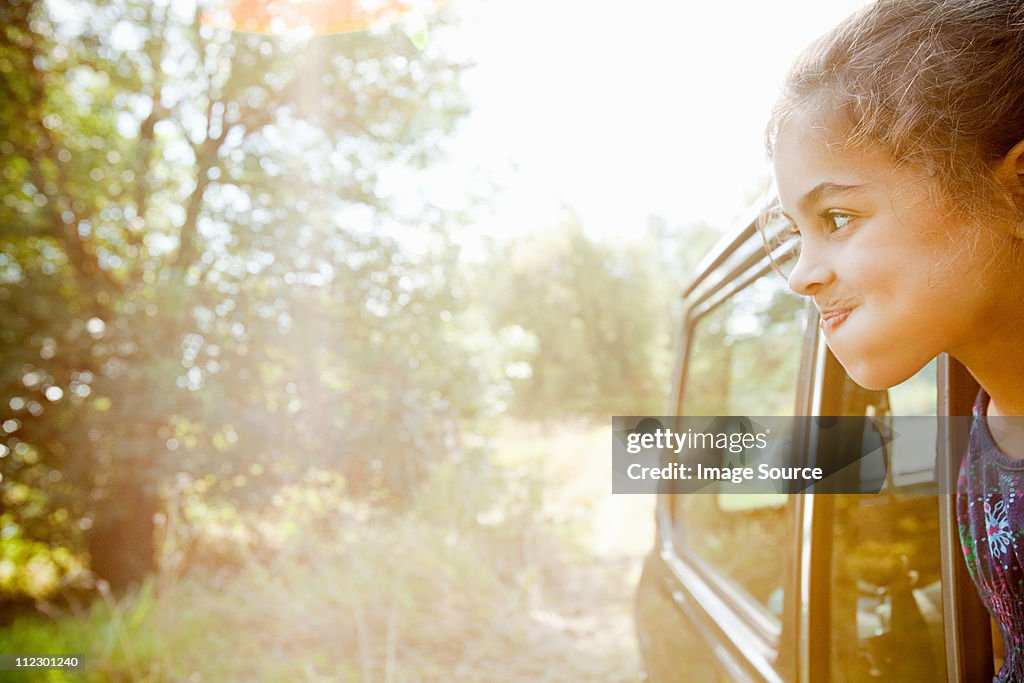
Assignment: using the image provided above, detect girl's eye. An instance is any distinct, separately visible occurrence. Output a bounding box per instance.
[824,212,854,232]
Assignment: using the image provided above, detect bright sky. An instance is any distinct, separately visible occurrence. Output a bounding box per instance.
[415,0,871,246]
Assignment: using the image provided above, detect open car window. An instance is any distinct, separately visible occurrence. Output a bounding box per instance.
[828,359,947,681]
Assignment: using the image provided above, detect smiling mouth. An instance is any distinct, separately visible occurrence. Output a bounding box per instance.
[819,309,852,332]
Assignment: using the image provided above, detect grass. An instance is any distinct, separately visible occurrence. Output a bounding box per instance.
[0,421,649,682]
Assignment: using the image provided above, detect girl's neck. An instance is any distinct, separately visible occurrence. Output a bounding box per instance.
[988,397,1024,420]
[956,297,1024,418]
[962,331,1024,457]
[984,397,1024,460]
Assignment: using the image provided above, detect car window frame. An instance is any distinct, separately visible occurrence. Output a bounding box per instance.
[935,357,992,682]
[661,219,814,682]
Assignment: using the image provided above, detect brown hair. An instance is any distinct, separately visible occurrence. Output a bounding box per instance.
[766,0,1024,224]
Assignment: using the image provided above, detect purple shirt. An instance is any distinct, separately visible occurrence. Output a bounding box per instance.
[957,390,1024,682]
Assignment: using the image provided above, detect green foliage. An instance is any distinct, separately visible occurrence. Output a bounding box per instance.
[477,214,717,419]
[0,579,163,682]
[0,512,86,601]
[0,0,485,598]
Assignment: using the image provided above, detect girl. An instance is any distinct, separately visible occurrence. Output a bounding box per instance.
[765,1,1024,680]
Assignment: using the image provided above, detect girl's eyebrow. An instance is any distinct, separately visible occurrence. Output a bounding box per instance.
[779,182,872,224]
[797,182,869,212]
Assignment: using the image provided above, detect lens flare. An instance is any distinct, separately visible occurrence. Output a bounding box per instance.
[201,0,412,35]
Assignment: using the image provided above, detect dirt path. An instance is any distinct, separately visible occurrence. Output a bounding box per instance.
[493,421,656,682]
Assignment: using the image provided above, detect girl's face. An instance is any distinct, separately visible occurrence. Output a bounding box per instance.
[773,115,1015,390]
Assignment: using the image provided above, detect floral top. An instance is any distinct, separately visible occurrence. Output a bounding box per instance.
[957,390,1024,682]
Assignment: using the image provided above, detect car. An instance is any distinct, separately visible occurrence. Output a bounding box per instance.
[633,199,1000,682]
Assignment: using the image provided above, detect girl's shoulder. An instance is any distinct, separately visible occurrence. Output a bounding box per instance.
[961,390,1024,487]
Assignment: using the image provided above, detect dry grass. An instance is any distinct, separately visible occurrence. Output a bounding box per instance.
[0,420,653,682]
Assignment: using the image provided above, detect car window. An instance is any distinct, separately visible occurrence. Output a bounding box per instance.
[673,485,792,620]
[681,274,807,416]
[829,359,947,681]
[673,273,806,620]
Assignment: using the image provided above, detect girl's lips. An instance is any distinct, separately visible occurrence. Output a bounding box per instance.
[819,309,852,332]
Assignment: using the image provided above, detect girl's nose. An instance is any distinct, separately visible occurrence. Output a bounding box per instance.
[787,243,834,296]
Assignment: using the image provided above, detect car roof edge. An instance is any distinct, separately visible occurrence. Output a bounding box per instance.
[681,192,777,301]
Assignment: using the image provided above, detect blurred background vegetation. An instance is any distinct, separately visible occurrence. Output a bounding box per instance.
[0,0,719,679]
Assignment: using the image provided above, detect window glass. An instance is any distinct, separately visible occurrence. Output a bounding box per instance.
[682,275,807,416]
[886,360,938,488]
[829,358,947,681]
[674,484,791,618]
[887,359,936,417]
[673,273,806,618]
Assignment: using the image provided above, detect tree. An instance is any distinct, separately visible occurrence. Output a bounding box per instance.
[478,213,682,419]
[0,0,483,596]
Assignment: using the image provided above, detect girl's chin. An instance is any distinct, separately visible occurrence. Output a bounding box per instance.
[845,372,899,392]
[831,349,922,392]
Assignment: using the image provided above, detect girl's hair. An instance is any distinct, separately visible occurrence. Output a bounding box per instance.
[766,0,1024,224]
